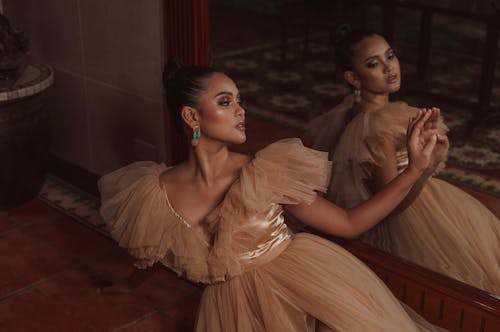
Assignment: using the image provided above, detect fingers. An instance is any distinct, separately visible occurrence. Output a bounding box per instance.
[420,107,440,130]
[430,107,440,130]
[408,107,441,142]
[421,129,439,144]
[417,107,439,126]
[407,109,423,138]
[436,133,448,144]
[422,134,438,156]
[423,108,433,130]
[408,109,432,144]
[431,107,440,118]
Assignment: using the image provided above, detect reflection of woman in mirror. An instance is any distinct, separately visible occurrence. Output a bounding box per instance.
[306,26,500,294]
[98,57,446,331]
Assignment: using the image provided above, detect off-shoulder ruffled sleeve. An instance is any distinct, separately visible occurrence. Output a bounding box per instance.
[233,138,331,213]
[98,162,212,282]
[99,162,171,268]
[304,95,355,153]
[361,103,448,173]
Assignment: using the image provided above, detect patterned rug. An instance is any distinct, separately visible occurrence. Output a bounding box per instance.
[212,34,500,171]
[38,175,106,235]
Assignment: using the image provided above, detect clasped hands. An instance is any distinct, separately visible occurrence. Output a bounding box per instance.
[406,107,449,174]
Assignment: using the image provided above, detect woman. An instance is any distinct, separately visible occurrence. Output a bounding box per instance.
[306,26,500,294]
[98,57,444,331]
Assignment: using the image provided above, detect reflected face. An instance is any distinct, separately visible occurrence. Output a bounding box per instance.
[350,35,401,94]
[196,73,246,145]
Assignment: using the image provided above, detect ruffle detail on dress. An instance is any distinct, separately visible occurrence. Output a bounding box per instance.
[360,103,448,170]
[335,102,411,170]
[305,94,355,153]
[237,138,331,213]
[98,162,215,283]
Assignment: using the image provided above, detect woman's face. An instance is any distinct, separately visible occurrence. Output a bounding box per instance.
[350,34,401,94]
[195,73,246,145]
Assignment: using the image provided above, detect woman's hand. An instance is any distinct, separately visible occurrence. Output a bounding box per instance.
[432,133,449,164]
[420,107,449,171]
[428,107,449,167]
[406,108,438,174]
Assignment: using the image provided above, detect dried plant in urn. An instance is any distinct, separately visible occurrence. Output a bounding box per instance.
[0,13,29,81]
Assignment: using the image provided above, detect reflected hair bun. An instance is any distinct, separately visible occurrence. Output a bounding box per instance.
[330,23,353,46]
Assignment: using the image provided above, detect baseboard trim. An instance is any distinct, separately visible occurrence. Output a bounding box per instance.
[48,155,100,197]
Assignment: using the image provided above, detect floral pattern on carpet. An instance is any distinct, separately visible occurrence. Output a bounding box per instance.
[38,175,106,235]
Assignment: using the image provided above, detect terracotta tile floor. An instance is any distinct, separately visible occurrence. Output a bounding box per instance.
[0,198,203,332]
[1,115,499,331]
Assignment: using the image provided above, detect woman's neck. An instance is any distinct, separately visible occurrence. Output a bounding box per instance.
[187,142,231,186]
[358,91,390,112]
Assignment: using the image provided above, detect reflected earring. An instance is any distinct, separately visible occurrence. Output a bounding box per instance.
[354,88,361,103]
[191,125,201,147]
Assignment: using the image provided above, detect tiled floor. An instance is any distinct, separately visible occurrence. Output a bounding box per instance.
[0,199,202,331]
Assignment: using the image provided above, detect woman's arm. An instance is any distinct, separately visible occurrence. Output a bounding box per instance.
[285,109,438,239]
[369,139,431,217]
[285,166,423,239]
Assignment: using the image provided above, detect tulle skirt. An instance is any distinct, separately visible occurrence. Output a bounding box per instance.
[195,233,443,331]
[362,178,500,294]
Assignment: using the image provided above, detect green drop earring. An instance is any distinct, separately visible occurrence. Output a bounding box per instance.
[191,125,201,147]
[354,88,361,103]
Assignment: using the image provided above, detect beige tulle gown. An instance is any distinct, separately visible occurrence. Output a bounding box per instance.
[98,139,445,331]
[306,96,500,295]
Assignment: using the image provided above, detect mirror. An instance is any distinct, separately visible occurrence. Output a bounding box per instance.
[209,0,500,296]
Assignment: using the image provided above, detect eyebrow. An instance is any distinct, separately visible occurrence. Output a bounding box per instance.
[215,91,233,97]
[363,47,394,62]
[215,91,240,99]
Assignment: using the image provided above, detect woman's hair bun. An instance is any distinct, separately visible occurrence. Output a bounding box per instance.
[164,56,184,83]
[330,23,352,46]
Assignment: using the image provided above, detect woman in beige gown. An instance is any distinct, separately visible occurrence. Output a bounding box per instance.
[98,58,446,331]
[306,27,500,295]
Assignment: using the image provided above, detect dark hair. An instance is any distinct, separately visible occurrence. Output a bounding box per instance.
[163,57,218,133]
[331,24,377,72]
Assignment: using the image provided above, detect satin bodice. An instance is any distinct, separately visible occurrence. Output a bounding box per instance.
[231,204,293,268]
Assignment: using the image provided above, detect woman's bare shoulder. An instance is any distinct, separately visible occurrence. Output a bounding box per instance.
[229,152,252,171]
[159,162,190,187]
[231,151,252,162]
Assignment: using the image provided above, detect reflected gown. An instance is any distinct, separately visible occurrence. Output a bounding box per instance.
[306,96,500,294]
[98,138,445,331]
